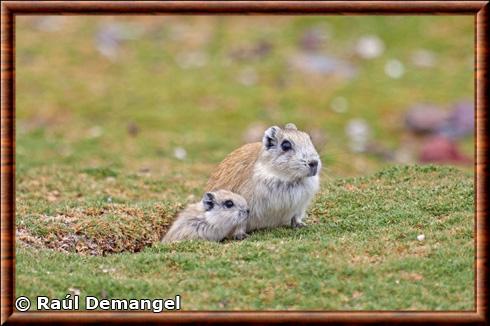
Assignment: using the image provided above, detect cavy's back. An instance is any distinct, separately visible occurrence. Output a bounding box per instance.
[205,142,262,195]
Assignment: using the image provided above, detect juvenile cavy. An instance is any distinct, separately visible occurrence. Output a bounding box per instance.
[162,190,249,243]
[206,123,321,240]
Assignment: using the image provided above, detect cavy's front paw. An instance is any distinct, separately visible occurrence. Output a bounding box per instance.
[291,218,306,228]
[234,232,249,240]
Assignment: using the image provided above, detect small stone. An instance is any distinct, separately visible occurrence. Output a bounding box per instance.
[419,136,472,165]
[95,23,125,59]
[356,35,385,59]
[88,126,103,139]
[95,23,142,60]
[345,119,371,153]
[405,104,447,134]
[290,53,357,79]
[437,100,474,139]
[385,59,405,79]
[173,147,187,160]
[417,234,425,241]
[299,26,330,52]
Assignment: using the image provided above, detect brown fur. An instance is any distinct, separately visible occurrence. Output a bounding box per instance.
[206,142,262,194]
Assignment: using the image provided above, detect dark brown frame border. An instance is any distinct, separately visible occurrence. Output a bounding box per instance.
[1,1,488,324]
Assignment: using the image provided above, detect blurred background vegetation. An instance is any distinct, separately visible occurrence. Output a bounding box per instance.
[15,15,475,310]
[16,15,474,184]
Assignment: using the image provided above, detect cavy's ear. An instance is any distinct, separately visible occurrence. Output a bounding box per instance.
[284,123,297,130]
[263,126,280,150]
[202,192,216,211]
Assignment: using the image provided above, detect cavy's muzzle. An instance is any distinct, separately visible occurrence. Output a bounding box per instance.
[239,209,250,219]
[307,160,319,177]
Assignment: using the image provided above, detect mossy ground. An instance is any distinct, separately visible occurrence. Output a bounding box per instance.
[17,165,474,310]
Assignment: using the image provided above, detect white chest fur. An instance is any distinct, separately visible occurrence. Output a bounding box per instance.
[246,162,320,231]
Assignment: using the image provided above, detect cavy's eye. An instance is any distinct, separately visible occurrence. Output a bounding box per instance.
[281,140,292,151]
[224,200,234,208]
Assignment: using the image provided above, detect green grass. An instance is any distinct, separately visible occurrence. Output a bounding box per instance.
[17,165,474,310]
[15,16,474,311]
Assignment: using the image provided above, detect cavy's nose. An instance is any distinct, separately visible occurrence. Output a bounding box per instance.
[308,160,318,176]
[308,160,318,169]
[246,209,250,215]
